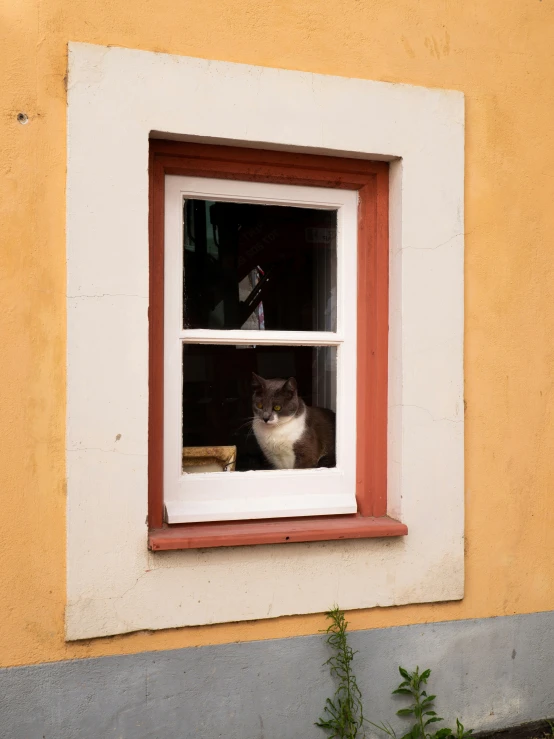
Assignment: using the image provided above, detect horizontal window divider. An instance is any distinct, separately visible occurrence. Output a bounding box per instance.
[179,329,343,346]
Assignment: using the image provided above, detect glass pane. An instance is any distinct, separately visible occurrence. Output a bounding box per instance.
[183,199,337,331]
[182,344,337,472]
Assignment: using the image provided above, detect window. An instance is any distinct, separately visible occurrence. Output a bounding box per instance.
[149,141,405,547]
[165,176,356,523]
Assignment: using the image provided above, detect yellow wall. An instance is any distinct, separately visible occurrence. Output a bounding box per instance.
[2,0,554,668]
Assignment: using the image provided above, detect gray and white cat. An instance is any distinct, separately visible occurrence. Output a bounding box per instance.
[251,373,335,469]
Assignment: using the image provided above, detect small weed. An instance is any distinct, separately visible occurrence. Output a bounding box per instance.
[316,606,366,738]
[317,607,472,739]
[371,666,473,739]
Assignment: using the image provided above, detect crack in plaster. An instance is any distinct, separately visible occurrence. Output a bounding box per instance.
[396,232,463,255]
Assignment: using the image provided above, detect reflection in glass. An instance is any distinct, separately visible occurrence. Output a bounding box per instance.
[183,200,337,332]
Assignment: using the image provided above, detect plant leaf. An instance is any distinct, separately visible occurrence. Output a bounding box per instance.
[434,728,454,739]
[369,720,397,738]
[397,708,415,717]
[393,688,414,695]
[399,667,411,680]
[425,717,444,726]
[420,669,431,681]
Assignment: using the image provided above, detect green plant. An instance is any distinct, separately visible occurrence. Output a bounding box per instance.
[316,607,472,739]
[316,606,366,738]
[371,667,473,739]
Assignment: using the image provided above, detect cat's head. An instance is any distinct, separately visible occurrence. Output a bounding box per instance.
[252,373,300,425]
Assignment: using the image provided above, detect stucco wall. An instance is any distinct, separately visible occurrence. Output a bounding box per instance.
[2,0,554,667]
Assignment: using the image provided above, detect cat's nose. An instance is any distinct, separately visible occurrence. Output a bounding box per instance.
[263,416,270,423]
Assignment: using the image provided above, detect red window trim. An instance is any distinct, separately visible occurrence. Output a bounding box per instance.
[148,140,407,550]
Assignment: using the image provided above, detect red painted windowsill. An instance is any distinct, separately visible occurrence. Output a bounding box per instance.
[148,514,407,551]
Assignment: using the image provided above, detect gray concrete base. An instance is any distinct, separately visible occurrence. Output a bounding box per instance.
[1,611,554,739]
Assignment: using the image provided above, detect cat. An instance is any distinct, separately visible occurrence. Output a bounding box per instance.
[251,372,335,470]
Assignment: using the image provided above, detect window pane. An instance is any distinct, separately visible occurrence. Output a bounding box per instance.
[182,344,337,472]
[183,200,337,331]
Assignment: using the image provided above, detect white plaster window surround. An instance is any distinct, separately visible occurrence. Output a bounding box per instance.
[66,42,464,640]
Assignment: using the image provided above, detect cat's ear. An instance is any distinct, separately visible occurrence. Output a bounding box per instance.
[252,372,265,389]
[284,377,297,394]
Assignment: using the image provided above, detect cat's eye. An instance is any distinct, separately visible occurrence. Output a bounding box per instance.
[256,402,263,409]
[273,405,281,412]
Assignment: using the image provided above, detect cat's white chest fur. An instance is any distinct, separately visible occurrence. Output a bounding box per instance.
[253,411,306,469]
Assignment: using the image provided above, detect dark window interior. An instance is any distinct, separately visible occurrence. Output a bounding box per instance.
[182,198,337,471]
[182,344,336,471]
[183,199,337,332]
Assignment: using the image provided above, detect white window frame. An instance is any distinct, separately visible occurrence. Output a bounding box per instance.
[164,176,358,523]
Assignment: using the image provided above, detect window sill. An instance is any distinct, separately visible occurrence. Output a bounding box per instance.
[148,514,407,550]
